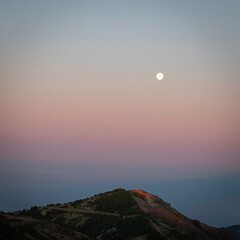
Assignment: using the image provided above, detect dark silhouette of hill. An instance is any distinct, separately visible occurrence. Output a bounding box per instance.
[0,188,236,240]
[227,225,240,240]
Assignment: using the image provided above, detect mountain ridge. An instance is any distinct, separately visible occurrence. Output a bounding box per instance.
[0,188,237,240]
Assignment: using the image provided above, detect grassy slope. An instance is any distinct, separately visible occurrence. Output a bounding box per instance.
[1,188,236,240]
[8,189,162,240]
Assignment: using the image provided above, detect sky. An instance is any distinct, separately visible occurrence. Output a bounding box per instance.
[0,0,240,227]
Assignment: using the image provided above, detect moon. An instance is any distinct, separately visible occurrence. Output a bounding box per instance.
[156,72,164,80]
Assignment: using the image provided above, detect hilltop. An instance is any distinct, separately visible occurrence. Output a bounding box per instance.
[0,188,236,240]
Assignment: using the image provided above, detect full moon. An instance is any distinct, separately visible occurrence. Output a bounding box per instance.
[156,72,164,80]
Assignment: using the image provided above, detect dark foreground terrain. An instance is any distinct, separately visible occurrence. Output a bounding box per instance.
[0,189,237,240]
[227,225,240,240]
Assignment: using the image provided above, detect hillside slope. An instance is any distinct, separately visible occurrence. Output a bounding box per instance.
[227,225,240,240]
[0,188,236,240]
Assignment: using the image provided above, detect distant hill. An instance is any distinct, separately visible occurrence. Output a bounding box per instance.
[227,225,240,240]
[0,188,236,240]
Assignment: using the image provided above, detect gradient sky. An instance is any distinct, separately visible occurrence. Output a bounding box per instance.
[1,0,240,227]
